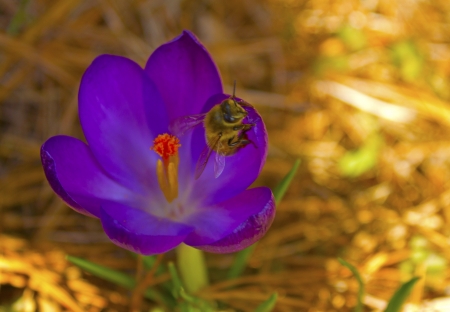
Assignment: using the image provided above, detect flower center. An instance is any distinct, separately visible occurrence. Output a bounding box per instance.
[151,133,181,203]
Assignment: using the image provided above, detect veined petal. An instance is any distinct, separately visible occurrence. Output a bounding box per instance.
[183,187,275,250]
[100,202,194,255]
[187,93,269,205]
[41,136,135,218]
[145,30,222,121]
[79,55,168,195]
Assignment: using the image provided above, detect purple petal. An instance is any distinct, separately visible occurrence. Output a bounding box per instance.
[183,187,275,251]
[41,136,135,218]
[79,55,168,195]
[145,30,222,121]
[187,94,269,205]
[100,202,194,255]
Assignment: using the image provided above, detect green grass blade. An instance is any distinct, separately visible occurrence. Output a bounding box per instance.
[254,293,278,312]
[67,255,135,289]
[142,255,157,270]
[227,160,301,279]
[384,277,420,312]
[168,262,184,297]
[338,258,364,312]
[226,244,256,279]
[273,159,301,204]
[67,255,161,301]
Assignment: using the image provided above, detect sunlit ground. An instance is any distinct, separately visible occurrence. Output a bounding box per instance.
[2,0,450,311]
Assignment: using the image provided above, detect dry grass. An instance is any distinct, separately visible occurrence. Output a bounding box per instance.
[2,0,450,311]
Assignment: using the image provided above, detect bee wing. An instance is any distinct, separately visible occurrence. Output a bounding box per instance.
[214,140,226,178]
[169,114,206,137]
[194,134,221,180]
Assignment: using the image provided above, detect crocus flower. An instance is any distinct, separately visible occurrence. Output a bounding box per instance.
[41,30,275,255]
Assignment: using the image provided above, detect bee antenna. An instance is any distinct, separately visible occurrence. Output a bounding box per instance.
[232,80,236,98]
[232,80,238,107]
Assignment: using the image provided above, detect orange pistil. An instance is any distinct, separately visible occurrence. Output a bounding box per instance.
[151,133,181,203]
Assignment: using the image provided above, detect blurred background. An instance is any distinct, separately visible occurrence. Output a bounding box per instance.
[2,0,450,311]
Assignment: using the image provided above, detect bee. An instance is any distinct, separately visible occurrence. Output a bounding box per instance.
[169,84,257,179]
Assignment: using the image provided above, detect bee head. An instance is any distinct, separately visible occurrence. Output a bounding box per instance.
[220,98,248,123]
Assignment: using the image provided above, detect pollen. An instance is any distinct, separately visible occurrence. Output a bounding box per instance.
[151,133,181,160]
[151,133,181,203]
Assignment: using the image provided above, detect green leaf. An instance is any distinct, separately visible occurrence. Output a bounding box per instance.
[273,159,301,204]
[227,160,300,279]
[254,293,278,312]
[168,262,184,298]
[167,262,215,312]
[384,277,420,312]
[142,255,157,270]
[67,255,135,288]
[338,258,364,312]
[226,244,256,279]
[179,289,215,311]
[66,255,159,301]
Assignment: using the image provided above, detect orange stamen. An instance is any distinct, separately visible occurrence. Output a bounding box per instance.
[151,133,181,203]
[151,133,181,162]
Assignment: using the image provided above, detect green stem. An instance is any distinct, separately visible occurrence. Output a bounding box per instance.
[176,244,209,293]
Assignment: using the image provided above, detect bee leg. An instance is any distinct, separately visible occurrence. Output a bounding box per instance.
[232,123,254,131]
[228,134,257,149]
[238,137,257,148]
[238,129,258,148]
[227,137,243,147]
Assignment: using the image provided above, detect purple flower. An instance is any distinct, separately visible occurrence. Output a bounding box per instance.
[40,30,275,255]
